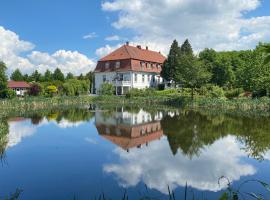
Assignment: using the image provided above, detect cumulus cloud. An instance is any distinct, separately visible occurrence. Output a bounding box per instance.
[103,135,256,193]
[101,0,270,53]
[83,32,98,39]
[27,50,95,75]
[95,44,122,58]
[0,26,96,75]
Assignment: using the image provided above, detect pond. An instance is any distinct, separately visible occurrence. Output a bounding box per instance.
[1,105,270,200]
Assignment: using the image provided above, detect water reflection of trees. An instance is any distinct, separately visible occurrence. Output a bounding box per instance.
[0,107,94,158]
[161,110,270,160]
[0,118,8,161]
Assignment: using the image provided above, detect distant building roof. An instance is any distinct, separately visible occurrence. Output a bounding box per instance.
[8,81,30,88]
[99,44,166,63]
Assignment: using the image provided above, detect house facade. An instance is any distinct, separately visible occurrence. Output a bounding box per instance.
[8,81,30,96]
[94,43,166,95]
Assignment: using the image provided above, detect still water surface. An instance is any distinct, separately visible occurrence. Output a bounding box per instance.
[1,106,270,199]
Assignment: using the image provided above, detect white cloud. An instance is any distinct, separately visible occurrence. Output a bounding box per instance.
[28,50,96,75]
[83,32,98,39]
[105,35,121,41]
[95,44,122,58]
[102,0,270,53]
[103,135,256,193]
[0,26,96,75]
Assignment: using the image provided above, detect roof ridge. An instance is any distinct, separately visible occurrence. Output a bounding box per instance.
[123,45,134,59]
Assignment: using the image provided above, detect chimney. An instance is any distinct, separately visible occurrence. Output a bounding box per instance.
[137,45,141,49]
[126,41,129,46]
[146,46,148,50]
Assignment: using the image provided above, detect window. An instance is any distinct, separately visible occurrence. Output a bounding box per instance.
[103,75,106,82]
[151,63,154,69]
[115,61,120,68]
[152,75,155,82]
[142,74,145,82]
[148,75,150,82]
[134,74,137,82]
[140,62,144,69]
[105,62,110,69]
[145,63,148,68]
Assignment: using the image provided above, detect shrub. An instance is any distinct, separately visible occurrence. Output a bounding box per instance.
[158,83,165,90]
[99,83,115,95]
[225,88,244,99]
[6,89,16,99]
[198,84,224,98]
[0,89,16,99]
[29,83,42,96]
[126,88,156,98]
[46,85,58,97]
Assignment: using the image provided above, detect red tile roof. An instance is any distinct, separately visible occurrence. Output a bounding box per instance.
[8,81,30,88]
[99,44,166,63]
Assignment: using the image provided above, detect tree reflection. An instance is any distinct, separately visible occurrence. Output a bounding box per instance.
[161,110,270,160]
[0,118,8,161]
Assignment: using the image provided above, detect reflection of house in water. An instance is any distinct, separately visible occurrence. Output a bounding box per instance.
[95,108,164,151]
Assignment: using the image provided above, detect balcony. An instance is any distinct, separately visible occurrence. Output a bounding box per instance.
[112,80,131,86]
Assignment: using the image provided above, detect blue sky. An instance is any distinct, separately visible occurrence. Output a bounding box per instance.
[0,0,270,75]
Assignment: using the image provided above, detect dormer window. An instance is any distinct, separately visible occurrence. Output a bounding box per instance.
[140,62,144,69]
[105,62,110,69]
[115,61,120,68]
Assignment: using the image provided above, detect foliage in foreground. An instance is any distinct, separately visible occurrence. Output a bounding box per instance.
[3,179,270,200]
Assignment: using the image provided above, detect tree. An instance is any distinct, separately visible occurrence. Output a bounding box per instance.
[23,74,29,82]
[178,40,211,98]
[180,39,193,56]
[66,72,74,80]
[211,56,235,87]
[44,69,52,82]
[262,43,270,64]
[0,61,8,98]
[30,70,42,82]
[78,73,84,80]
[53,68,65,81]
[11,69,24,81]
[161,40,181,83]
[199,48,218,71]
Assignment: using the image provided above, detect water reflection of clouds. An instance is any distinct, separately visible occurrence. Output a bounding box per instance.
[103,135,256,193]
[8,120,36,147]
[7,118,86,148]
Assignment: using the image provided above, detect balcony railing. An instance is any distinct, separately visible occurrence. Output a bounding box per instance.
[112,80,131,86]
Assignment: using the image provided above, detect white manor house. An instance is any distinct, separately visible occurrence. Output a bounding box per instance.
[94,42,166,95]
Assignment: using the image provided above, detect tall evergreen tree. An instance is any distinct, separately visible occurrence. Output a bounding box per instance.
[23,74,29,82]
[53,68,65,81]
[66,72,74,80]
[160,40,181,83]
[30,70,42,82]
[180,39,193,56]
[10,69,24,81]
[0,61,8,98]
[44,69,53,82]
[78,73,84,80]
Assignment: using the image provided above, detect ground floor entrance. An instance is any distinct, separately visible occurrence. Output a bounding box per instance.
[116,86,130,95]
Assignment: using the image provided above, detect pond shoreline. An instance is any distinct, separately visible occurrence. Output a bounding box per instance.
[1,95,270,116]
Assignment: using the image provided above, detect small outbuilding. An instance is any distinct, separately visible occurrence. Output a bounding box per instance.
[8,81,30,96]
